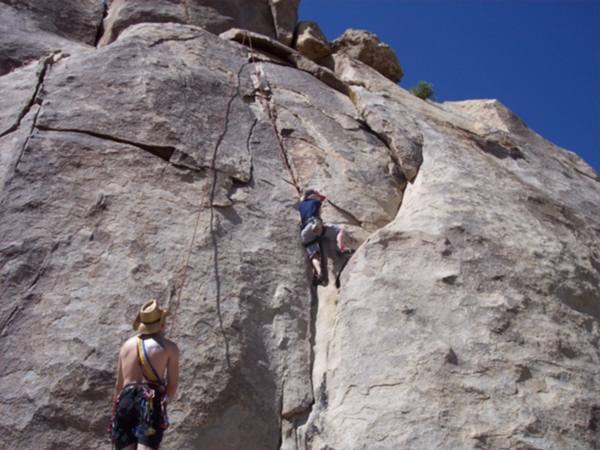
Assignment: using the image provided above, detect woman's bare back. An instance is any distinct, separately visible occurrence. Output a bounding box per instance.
[117,334,179,399]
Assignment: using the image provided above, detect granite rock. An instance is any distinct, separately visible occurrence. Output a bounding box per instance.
[220,28,349,96]
[294,21,331,63]
[0,19,398,450]
[299,50,600,450]
[0,60,42,137]
[332,54,423,181]
[0,0,104,46]
[0,23,312,450]
[1,3,599,450]
[255,62,405,231]
[99,0,277,46]
[0,3,91,75]
[39,23,256,182]
[332,28,404,83]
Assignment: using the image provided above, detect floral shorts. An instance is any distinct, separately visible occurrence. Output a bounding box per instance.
[111,383,165,450]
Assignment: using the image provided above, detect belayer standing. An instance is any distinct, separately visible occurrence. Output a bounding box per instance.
[298,189,353,285]
[110,300,180,450]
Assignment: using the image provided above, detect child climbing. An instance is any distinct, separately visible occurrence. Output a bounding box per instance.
[298,189,353,285]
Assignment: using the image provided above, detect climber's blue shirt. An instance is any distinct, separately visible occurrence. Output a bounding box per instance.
[299,199,321,227]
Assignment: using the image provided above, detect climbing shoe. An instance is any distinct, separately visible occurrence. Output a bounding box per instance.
[312,272,328,287]
[312,272,322,286]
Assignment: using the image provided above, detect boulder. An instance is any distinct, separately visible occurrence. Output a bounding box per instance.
[294,21,332,63]
[332,28,404,83]
[98,0,276,46]
[220,28,349,96]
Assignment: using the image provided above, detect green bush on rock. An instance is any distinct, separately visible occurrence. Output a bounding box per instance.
[409,81,434,100]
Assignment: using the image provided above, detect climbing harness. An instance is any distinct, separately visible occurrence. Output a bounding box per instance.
[303,216,324,241]
[306,216,324,236]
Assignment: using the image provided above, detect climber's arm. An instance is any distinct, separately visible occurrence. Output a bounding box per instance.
[113,349,124,399]
[166,342,180,401]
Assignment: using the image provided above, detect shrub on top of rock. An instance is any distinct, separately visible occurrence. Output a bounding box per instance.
[409,80,435,100]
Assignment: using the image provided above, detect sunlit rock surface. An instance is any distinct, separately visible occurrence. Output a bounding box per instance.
[1,2,599,449]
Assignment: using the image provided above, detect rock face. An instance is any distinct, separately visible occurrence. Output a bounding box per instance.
[0,2,94,75]
[0,58,46,190]
[1,3,599,450]
[332,29,404,83]
[99,0,301,47]
[1,0,104,45]
[303,55,600,450]
[220,28,349,97]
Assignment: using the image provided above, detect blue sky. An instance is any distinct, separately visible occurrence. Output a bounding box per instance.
[299,0,600,173]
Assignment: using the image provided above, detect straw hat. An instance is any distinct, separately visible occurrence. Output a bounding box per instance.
[132,299,168,335]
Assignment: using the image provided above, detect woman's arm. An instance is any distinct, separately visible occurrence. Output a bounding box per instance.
[166,343,180,401]
[113,349,124,400]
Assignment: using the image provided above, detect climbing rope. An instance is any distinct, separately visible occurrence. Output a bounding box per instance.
[244,33,302,195]
[168,191,204,325]
[168,32,304,325]
[167,32,260,326]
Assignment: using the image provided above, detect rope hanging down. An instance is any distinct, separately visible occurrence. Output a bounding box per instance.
[168,32,302,324]
[166,37,255,323]
[244,34,301,195]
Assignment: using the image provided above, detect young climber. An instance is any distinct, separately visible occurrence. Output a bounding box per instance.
[298,189,353,285]
[110,300,180,450]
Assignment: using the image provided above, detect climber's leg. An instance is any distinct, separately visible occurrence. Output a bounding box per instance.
[324,224,352,255]
[138,444,156,450]
[311,254,322,278]
[336,228,351,253]
[305,240,324,284]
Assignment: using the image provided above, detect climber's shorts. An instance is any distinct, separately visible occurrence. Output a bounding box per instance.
[111,383,165,450]
[301,223,341,258]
